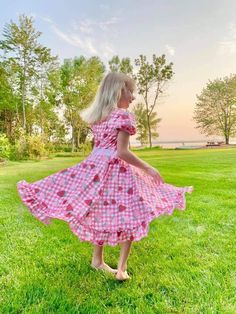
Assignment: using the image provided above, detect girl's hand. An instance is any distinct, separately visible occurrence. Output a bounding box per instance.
[144,166,164,185]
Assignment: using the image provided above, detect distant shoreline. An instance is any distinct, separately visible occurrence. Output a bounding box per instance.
[131,139,236,144]
[131,140,236,149]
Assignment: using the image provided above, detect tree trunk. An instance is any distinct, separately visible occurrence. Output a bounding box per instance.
[77,128,80,149]
[22,83,26,130]
[147,113,152,148]
[71,126,75,152]
[22,56,27,131]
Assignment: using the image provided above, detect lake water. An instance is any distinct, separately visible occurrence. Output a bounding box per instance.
[130,139,236,149]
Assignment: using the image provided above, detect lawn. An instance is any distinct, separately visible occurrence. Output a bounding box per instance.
[0,148,235,313]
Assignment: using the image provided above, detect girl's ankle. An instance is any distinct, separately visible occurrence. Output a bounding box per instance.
[91,259,104,266]
[117,268,127,273]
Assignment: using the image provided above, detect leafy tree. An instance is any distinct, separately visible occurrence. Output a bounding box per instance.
[61,56,105,151]
[0,63,19,140]
[109,55,133,75]
[134,54,174,147]
[32,49,66,140]
[193,75,236,144]
[0,14,58,134]
[132,103,160,146]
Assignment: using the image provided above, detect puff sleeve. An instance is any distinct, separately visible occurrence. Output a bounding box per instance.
[115,111,137,135]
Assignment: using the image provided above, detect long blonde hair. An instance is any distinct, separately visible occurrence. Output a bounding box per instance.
[80,72,136,124]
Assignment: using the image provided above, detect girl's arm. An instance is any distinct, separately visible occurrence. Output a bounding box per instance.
[116,131,151,172]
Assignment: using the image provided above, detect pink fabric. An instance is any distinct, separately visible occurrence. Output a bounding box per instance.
[17,108,192,246]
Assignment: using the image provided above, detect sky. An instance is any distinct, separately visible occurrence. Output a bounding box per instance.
[1,0,236,142]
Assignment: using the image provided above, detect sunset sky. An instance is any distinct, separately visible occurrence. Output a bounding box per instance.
[1,0,236,141]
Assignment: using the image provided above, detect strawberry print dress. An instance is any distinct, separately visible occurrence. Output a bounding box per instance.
[17,107,192,246]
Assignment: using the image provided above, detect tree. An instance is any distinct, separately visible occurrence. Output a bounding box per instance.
[193,75,236,144]
[132,103,160,146]
[61,56,105,151]
[31,51,63,141]
[108,55,133,75]
[134,54,174,147]
[0,14,58,133]
[0,63,19,140]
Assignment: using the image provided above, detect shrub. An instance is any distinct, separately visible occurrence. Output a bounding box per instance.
[13,134,29,160]
[78,140,92,156]
[11,132,50,161]
[0,133,11,161]
[27,134,49,160]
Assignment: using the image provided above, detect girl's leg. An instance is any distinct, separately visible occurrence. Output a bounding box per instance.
[91,244,104,266]
[91,244,118,273]
[116,240,133,280]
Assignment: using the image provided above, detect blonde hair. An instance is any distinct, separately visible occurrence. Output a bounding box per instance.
[80,72,136,124]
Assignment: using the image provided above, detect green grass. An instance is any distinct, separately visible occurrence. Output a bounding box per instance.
[0,148,235,313]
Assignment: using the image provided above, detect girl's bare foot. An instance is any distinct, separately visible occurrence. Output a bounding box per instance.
[115,270,131,281]
[91,262,118,274]
[186,186,194,194]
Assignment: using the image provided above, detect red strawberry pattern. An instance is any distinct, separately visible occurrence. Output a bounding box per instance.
[127,187,133,194]
[85,199,93,206]
[161,197,167,202]
[119,166,127,173]
[57,190,65,197]
[141,221,146,228]
[97,240,104,246]
[93,174,100,182]
[66,204,73,211]
[118,204,126,212]
[98,189,104,196]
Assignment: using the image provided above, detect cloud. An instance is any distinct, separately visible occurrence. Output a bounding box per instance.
[218,23,236,55]
[71,17,120,34]
[51,24,98,54]
[41,16,116,59]
[98,17,120,31]
[77,19,94,34]
[40,16,53,24]
[165,44,175,56]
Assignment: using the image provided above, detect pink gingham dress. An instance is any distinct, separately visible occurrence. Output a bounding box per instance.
[17,107,192,246]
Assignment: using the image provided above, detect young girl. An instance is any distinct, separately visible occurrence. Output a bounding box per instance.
[17,72,193,281]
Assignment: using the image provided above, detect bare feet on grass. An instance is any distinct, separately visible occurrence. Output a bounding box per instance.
[115,270,131,281]
[91,262,118,274]
[186,186,194,194]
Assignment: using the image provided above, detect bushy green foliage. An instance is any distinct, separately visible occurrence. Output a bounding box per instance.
[13,134,29,160]
[27,134,49,160]
[53,144,72,153]
[78,140,92,155]
[0,133,11,161]
[9,128,50,161]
